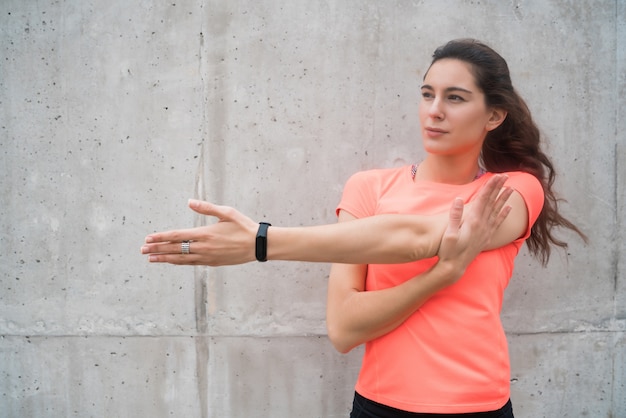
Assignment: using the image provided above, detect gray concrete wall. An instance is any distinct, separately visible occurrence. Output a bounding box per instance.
[0,0,623,417]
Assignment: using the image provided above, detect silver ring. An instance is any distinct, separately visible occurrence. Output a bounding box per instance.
[181,241,191,255]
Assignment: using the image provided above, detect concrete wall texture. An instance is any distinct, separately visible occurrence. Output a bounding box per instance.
[0,0,624,417]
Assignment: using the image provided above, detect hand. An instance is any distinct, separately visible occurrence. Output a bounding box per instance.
[437,174,513,281]
[141,200,258,266]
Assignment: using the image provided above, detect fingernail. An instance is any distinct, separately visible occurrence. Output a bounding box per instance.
[141,246,148,254]
[145,236,154,243]
[148,255,157,262]
[189,199,199,207]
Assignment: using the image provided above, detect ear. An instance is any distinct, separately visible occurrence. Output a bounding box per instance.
[486,108,507,131]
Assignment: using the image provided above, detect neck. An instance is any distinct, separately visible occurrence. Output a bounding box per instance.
[417,155,482,184]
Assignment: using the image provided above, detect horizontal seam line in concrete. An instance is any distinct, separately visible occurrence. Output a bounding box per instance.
[0,333,331,338]
[1,329,623,339]
[507,329,624,336]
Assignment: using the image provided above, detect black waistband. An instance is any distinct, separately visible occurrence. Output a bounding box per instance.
[352,392,513,418]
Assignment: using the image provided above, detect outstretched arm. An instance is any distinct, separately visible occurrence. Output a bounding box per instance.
[141,174,511,266]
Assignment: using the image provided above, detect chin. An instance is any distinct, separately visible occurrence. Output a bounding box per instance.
[422,141,449,155]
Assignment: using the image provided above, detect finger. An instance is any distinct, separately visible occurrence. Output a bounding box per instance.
[493,205,513,229]
[144,227,208,244]
[445,198,464,235]
[492,187,514,218]
[141,241,191,255]
[485,174,508,204]
[188,199,238,221]
[147,253,217,266]
[474,174,508,215]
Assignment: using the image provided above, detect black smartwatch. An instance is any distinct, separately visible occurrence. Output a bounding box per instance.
[255,222,272,262]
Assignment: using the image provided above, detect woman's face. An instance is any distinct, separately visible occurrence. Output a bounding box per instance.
[418,58,501,157]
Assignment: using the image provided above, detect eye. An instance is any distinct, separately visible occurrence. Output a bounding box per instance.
[421,91,434,99]
[448,94,465,102]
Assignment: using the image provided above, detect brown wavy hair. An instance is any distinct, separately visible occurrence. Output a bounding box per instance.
[429,39,586,265]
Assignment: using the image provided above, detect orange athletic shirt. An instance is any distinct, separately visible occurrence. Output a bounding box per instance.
[336,166,544,414]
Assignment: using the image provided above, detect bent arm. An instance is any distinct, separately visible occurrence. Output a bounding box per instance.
[326,212,463,353]
[326,185,517,353]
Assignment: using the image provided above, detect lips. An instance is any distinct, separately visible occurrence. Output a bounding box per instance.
[425,127,447,133]
[424,127,448,138]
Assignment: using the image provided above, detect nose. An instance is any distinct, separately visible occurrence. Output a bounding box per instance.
[427,98,444,120]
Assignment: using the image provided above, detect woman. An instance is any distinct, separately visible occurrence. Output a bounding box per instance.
[142,39,585,416]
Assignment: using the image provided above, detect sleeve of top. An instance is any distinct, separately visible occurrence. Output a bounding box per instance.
[335,170,379,219]
[504,171,545,241]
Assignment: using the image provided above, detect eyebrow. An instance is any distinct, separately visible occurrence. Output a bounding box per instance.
[420,84,474,95]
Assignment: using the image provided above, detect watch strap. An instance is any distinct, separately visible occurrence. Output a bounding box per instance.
[255,222,272,262]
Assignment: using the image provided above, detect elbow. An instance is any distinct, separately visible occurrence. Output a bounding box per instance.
[327,323,357,354]
[328,335,354,354]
